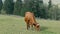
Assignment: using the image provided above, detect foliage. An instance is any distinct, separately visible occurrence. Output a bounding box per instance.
[48,0,52,10]
[14,0,22,15]
[1,0,60,20]
[0,0,3,13]
[3,0,14,14]
[48,5,60,20]
[24,0,46,18]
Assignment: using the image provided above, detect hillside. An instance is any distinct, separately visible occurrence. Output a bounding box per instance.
[0,15,60,34]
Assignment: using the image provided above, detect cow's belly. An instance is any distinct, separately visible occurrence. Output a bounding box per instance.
[29,19,34,25]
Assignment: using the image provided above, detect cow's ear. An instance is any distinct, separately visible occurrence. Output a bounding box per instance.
[37,25,39,27]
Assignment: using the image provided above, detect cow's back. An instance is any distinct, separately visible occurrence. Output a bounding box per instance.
[25,12,36,24]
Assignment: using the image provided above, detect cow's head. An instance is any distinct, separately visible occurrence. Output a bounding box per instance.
[36,23,40,31]
[33,23,40,31]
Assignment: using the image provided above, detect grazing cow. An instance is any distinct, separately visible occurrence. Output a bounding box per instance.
[24,12,40,31]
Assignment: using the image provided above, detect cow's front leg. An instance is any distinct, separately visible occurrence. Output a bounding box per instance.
[31,24,33,30]
[27,23,30,30]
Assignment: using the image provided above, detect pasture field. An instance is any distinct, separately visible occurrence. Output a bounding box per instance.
[0,15,60,34]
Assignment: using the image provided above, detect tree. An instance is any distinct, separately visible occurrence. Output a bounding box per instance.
[24,0,45,18]
[3,0,14,14]
[24,0,31,11]
[0,0,3,13]
[48,0,52,10]
[48,0,52,19]
[14,0,22,15]
[24,0,48,19]
[36,0,43,18]
[48,5,59,20]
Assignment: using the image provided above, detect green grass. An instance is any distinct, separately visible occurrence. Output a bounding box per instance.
[0,15,60,34]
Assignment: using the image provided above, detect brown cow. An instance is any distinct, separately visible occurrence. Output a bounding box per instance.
[24,12,40,31]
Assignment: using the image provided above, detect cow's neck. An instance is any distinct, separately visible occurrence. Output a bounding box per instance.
[33,23,38,26]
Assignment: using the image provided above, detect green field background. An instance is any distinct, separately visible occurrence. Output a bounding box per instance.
[0,15,60,34]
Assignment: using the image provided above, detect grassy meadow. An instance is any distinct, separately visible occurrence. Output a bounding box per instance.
[0,15,60,34]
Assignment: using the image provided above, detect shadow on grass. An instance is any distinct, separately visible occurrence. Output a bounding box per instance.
[40,26,48,31]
